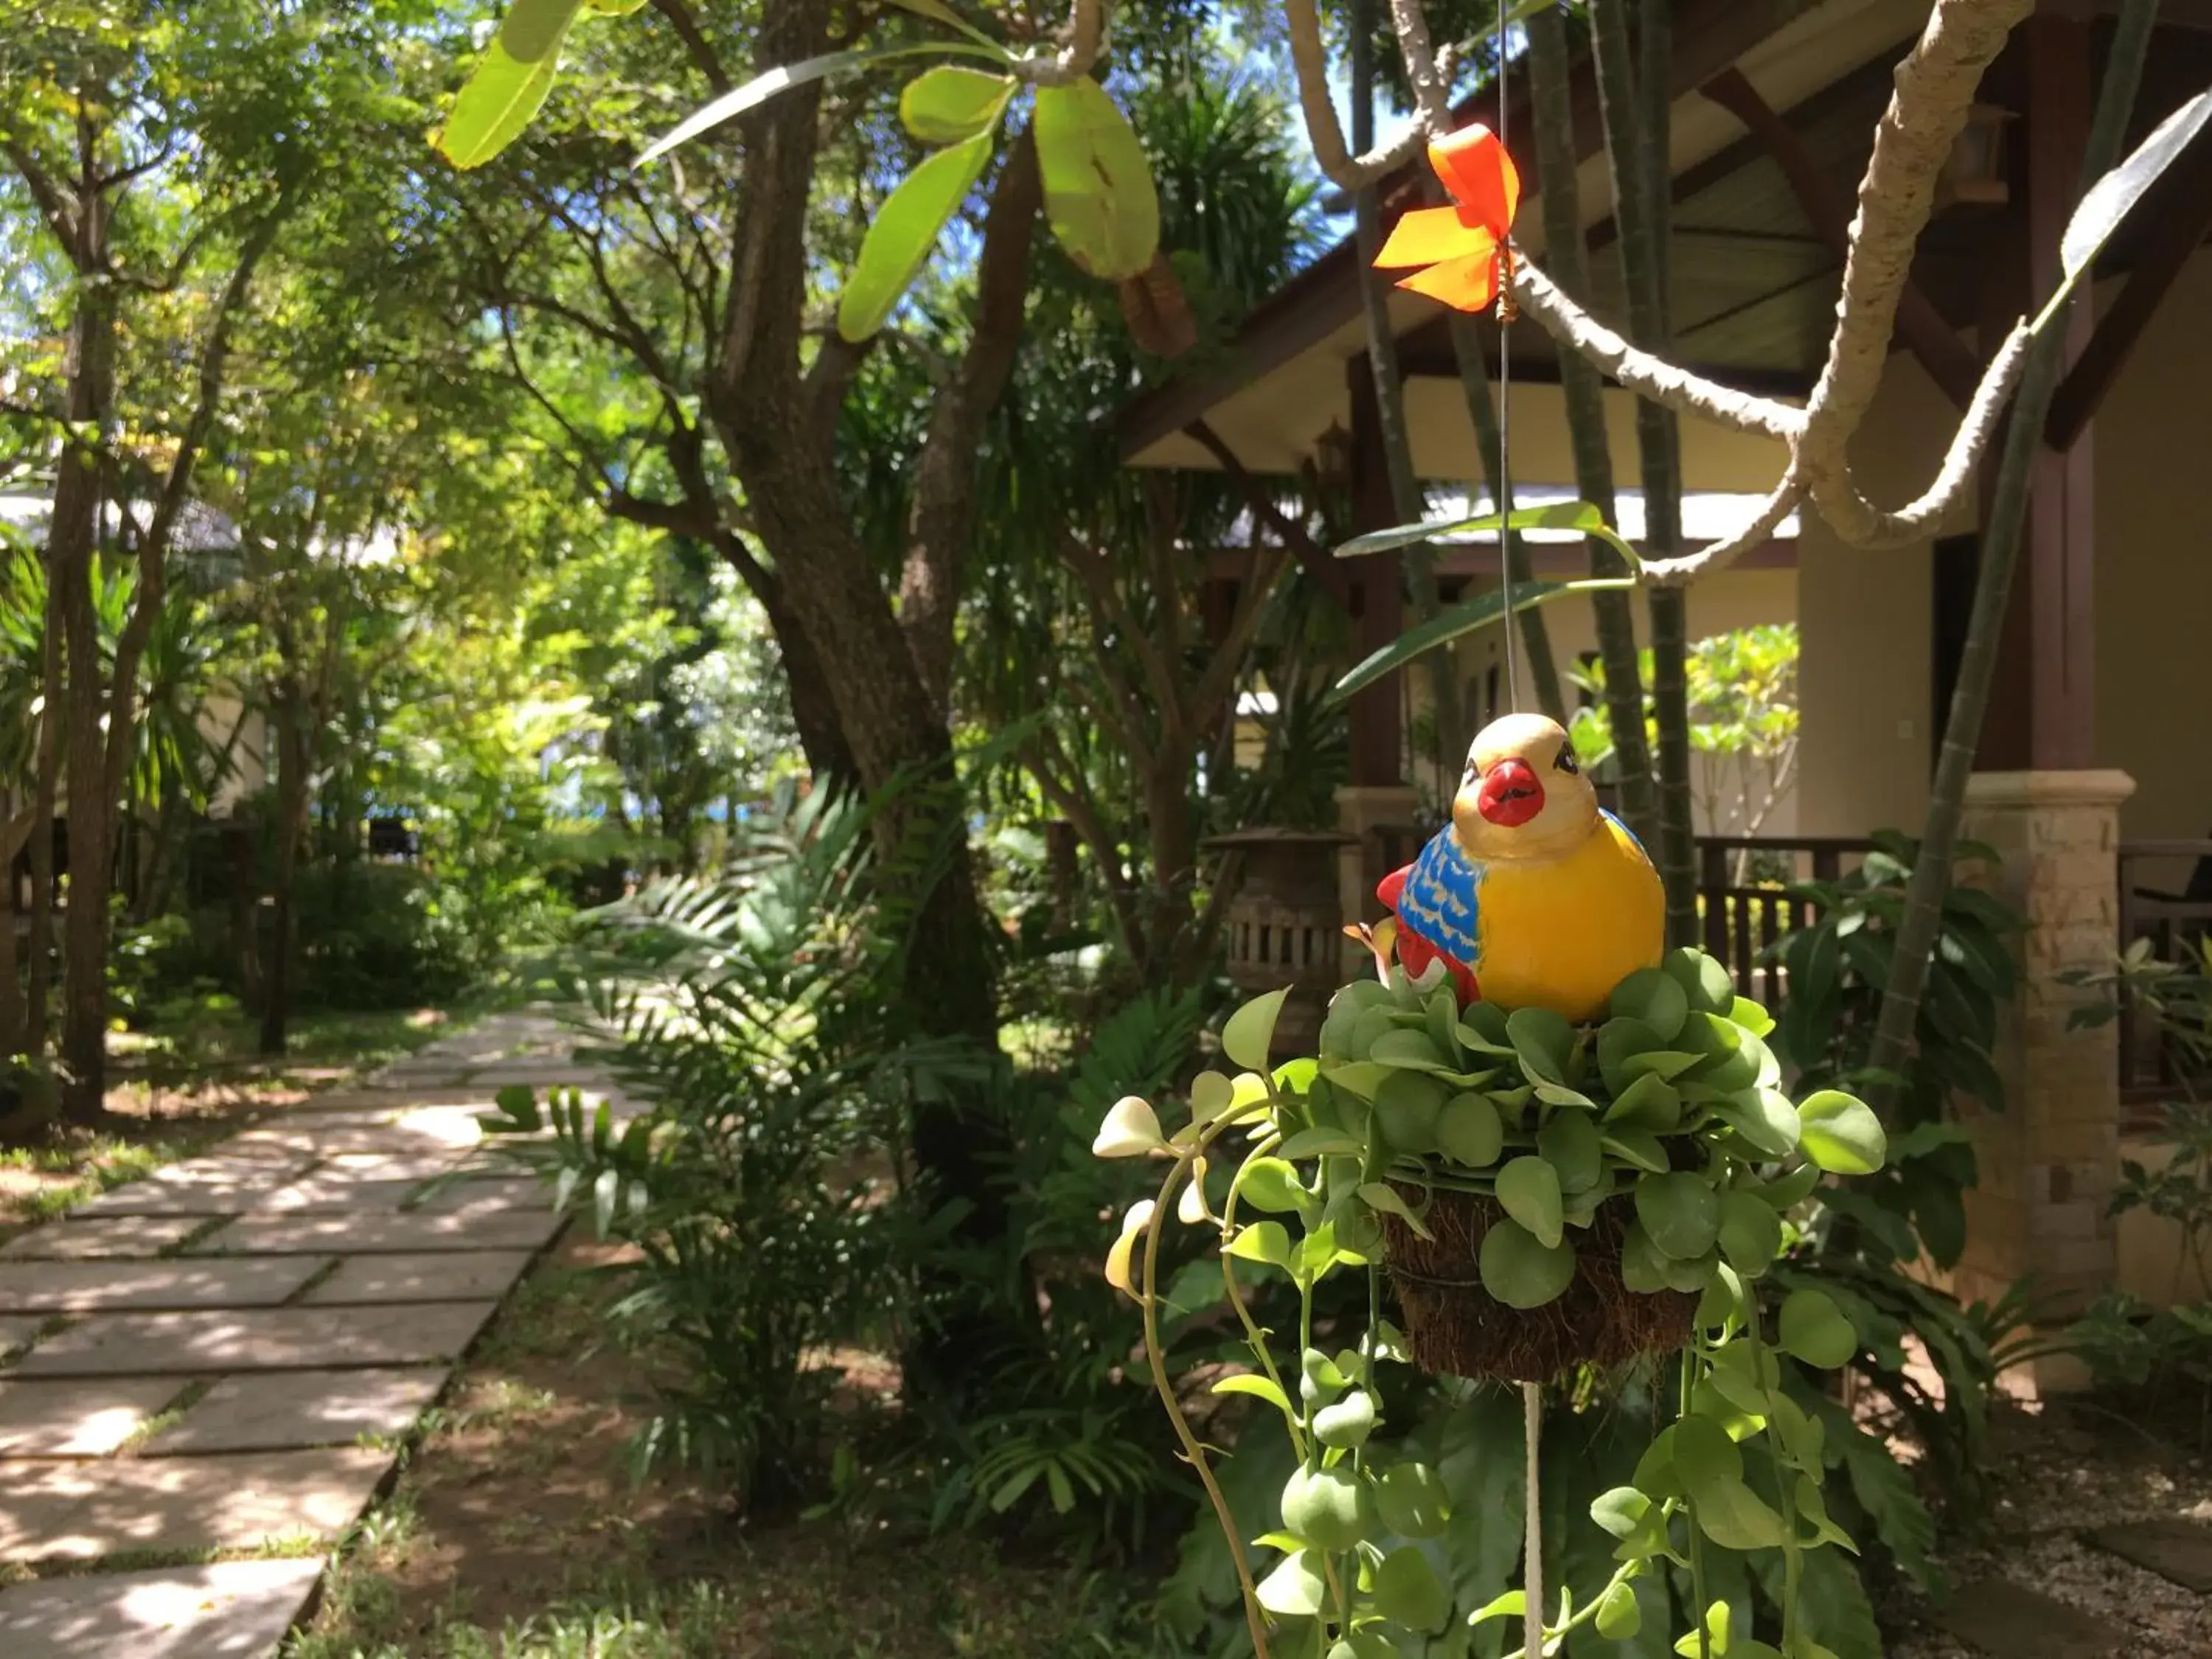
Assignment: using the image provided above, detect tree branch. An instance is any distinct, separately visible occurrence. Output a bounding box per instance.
[648,0,732,93]
[1283,0,1433,189]
[1183,418,1343,599]
[2,138,80,256]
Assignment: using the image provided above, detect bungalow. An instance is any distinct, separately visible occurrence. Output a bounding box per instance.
[1121,0,2212,1371]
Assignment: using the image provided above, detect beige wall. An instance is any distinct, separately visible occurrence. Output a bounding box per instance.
[2091,252,2212,853]
[1792,253,2212,852]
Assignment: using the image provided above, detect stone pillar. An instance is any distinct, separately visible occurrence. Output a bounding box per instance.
[1952,769,2134,1388]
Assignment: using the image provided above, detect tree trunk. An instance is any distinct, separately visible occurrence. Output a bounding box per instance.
[52,274,119,1123]
[228,818,264,1014]
[1525,4,1661,852]
[24,579,62,1057]
[259,700,310,1057]
[0,817,22,1061]
[1589,0,1698,943]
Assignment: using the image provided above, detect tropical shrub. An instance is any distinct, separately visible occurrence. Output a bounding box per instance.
[481,785,977,1503]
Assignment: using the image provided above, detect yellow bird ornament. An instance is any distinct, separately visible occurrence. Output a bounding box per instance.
[1374,713,1663,1023]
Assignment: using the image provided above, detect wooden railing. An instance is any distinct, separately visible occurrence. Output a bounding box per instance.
[2117,838,2212,1109]
[1697,837,1876,1006]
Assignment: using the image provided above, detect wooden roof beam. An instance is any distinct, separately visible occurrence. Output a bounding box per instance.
[1698,66,1983,408]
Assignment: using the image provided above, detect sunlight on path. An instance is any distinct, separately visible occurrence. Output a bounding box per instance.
[0,1012,618,1658]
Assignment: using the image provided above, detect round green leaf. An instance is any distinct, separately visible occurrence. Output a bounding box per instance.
[1537,1109,1604,1194]
[1712,1087,1802,1158]
[1436,1092,1504,1167]
[1281,1464,1372,1551]
[1374,1461,1450,1538]
[1315,1388,1377,1449]
[1256,1549,1326,1617]
[1596,1579,1643,1640]
[1225,1220,1293,1269]
[1635,1172,1720,1260]
[1371,1028,1450,1071]
[1717,1190,1783,1275]
[1496,1155,1564,1248]
[1506,1006,1574,1085]
[1032,77,1160,279]
[1665,947,1737,1014]
[1697,1261,1747,1329]
[1224,988,1290,1072]
[1237,1157,1309,1215]
[1620,1222,1672,1293]
[1610,967,1688,1040]
[1602,1127,1672,1174]
[1371,1545,1449,1632]
[1751,1159,1824,1211]
[1590,1484,1651,1539]
[837,133,994,340]
[1778,1285,1860,1368]
[1685,1012,1764,1091]
[1694,1477,1790,1551]
[1728,994,1777,1037]
[1479,1217,1576,1307]
[1327,1635,1398,1659]
[1604,1069,1683,1133]
[1798,1090,1888,1175]
[1374,1069,1448,1152]
[899,64,1014,144]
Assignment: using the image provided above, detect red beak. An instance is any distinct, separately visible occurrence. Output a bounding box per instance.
[1476,758,1544,827]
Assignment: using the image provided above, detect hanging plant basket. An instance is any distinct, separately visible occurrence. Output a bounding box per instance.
[1377,1187,1695,1383]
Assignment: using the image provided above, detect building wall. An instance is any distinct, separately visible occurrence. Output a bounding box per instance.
[1792,354,1961,839]
[1791,253,2212,858]
[2090,251,2212,859]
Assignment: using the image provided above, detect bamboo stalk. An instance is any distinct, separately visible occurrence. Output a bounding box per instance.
[1588,0,1697,943]
[1523,3,1660,852]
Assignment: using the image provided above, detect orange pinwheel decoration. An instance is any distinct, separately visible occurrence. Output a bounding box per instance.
[1373,123,1521,313]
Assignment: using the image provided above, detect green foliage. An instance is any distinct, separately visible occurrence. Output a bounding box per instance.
[1102,955,1892,1658]
[482,785,979,1501]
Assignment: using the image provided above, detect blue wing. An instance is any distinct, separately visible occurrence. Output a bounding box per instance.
[1398,826,1483,965]
[1601,808,1652,864]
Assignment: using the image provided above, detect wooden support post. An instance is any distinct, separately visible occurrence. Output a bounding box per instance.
[1979,14,2098,773]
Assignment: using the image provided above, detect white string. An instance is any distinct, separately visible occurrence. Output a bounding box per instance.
[1495,2,1519,716]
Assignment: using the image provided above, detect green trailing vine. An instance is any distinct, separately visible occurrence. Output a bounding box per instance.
[1096,947,1887,1658]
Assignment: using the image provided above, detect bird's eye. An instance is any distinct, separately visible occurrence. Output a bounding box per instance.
[1556,742,1579,776]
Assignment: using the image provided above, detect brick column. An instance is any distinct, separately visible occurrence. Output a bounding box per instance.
[1952,769,2134,1388]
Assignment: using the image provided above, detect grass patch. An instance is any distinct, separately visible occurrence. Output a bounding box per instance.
[118,1378,213,1455]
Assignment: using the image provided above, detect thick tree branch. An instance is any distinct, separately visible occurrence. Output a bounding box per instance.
[2,139,80,254]
[900,133,1042,712]
[105,197,291,815]
[648,0,732,93]
[1284,0,1433,189]
[1510,258,1806,441]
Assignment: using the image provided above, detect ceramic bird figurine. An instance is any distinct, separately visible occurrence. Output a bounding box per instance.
[1376,712,1663,1023]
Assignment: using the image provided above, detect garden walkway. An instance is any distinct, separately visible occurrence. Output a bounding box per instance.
[0,1011,605,1658]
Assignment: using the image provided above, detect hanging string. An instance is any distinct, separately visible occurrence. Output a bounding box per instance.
[1494,0,1520,716]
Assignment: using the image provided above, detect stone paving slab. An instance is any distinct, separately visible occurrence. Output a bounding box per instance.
[0,1447,387,1559]
[190,1209,559,1256]
[74,1182,297,1218]
[0,1556,327,1658]
[1937,1578,2121,1658]
[150,1366,450,1453]
[412,1177,546,1214]
[0,1257,330,1312]
[312,1150,479,1180]
[7,1301,498,1376]
[0,1217,206,1260]
[301,1251,535,1305]
[0,1378,184,1455]
[2087,1519,2212,1593]
[0,1315,50,1356]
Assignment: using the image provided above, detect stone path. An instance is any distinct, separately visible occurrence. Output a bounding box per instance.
[1936,1520,2212,1657]
[0,1010,613,1657]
